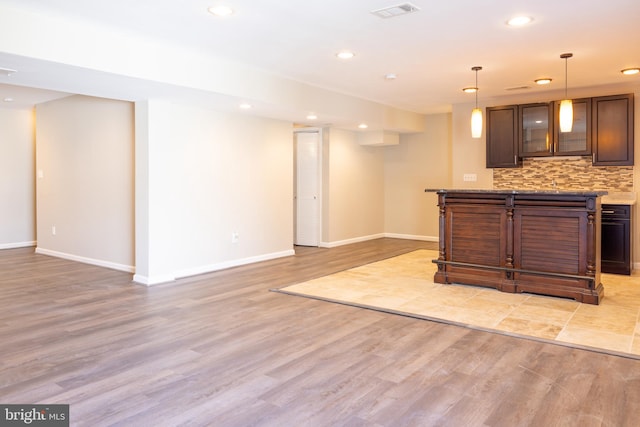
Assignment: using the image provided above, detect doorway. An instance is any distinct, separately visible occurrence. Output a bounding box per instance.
[294,130,321,246]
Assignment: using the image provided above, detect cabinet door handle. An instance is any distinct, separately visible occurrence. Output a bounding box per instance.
[602,210,616,214]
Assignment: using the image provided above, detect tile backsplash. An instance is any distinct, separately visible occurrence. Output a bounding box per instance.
[493,156,633,191]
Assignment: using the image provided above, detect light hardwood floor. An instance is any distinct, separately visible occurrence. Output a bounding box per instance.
[1,238,640,426]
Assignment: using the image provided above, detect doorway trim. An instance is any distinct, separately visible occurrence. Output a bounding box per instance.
[294,128,323,246]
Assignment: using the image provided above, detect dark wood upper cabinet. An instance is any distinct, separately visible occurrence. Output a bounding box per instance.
[486,105,520,168]
[553,98,592,156]
[592,93,634,166]
[519,103,553,157]
[518,99,591,158]
[486,93,633,168]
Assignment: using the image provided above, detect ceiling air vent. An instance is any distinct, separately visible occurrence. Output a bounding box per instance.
[505,85,532,91]
[371,3,420,19]
[0,67,17,76]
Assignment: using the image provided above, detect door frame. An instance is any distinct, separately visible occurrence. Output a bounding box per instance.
[294,128,323,246]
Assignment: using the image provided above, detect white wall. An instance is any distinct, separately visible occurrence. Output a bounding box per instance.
[0,108,35,249]
[20,88,640,277]
[384,113,452,240]
[134,100,294,284]
[451,102,493,189]
[35,95,134,271]
[322,128,385,245]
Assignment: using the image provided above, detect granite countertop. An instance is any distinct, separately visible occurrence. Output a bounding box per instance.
[424,189,609,196]
[425,188,637,205]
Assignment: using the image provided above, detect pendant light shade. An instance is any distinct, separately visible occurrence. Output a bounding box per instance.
[470,66,482,138]
[471,108,483,138]
[559,53,573,133]
[559,99,573,133]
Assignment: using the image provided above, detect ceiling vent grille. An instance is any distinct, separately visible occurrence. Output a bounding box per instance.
[371,3,420,19]
[0,67,17,76]
[505,85,532,91]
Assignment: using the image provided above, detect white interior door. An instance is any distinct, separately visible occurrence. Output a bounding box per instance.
[295,131,320,246]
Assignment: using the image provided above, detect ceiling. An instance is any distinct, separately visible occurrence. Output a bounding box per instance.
[0,0,639,127]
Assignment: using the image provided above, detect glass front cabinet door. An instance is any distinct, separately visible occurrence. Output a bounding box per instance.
[554,98,591,156]
[519,103,553,156]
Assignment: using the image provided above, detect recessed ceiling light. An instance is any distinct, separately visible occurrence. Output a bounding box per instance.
[3,97,14,102]
[306,114,318,120]
[507,16,533,27]
[239,103,251,109]
[535,78,552,85]
[621,68,640,75]
[462,87,478,93]
[384,73,397,80]
[336,50,355,60]
[358,123,368,129]
[208,5,234,17]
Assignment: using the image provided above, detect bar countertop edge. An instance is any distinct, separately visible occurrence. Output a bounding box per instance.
[424,188,608,197]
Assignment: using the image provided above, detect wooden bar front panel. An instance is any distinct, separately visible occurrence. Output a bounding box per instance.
[446,204,507,288]
[432,190,603,304]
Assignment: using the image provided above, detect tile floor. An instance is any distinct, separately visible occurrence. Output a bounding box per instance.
[280,250,640,358]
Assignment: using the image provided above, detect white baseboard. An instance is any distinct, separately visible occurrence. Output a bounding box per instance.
[0,241,36,250]
[133,249,296,286]
[319,233,437,248]
[319,233,386,248]
[174,249,296,280]
[132,273,176,286]
[384,233,438,242]
[35,247,135,273]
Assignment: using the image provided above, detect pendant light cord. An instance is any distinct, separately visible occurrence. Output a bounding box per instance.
[560,53,573,99]
[564,57,568,98]
[475,69,478,108]
[471,66,482,108]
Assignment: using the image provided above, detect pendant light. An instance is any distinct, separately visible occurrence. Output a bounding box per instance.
[471,66,483,138]
[559,53,573,133]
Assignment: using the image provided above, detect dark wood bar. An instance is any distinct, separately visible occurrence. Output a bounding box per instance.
[425,189,607,304]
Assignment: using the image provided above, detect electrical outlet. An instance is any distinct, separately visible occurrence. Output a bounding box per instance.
[231,232,239,243]
[52,226,56,236]
[463,173,477,182]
